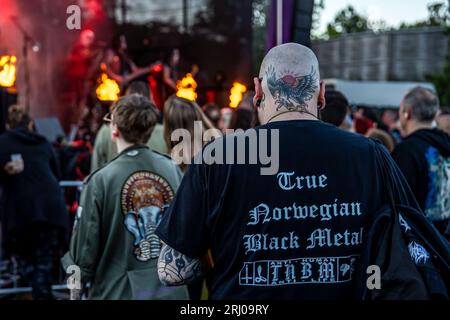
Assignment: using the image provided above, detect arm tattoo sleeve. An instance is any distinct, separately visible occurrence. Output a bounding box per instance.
[158,244,204,286]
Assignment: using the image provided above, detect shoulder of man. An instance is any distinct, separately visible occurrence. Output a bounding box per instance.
[148,149,182,174]
[84,151,122,185]
[149,149,173,161]
[147,148,177,166]
[392,137,418,160]
[83,165,106,185]
[396,131,426,149]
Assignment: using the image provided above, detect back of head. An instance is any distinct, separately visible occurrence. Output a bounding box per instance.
[203,103,221,128]
[229,108,255,130]
[218,108,233,131]
[238,91,255,111]
[126,81,151,101]
[320,90,349,127]
[381,109,399,125]
[111,94,158,144]
[8,105,31,129]
[258,43,321,121]
[403,87,439,123]
[163,96,215,151]
[354,116,374,135]
[366,128,395,153]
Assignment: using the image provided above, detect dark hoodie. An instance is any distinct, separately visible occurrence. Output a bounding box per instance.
[392,129,450,230]
[0,127,69,249]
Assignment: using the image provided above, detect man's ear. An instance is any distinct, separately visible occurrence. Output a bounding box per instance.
[401,105,412,121]
[318,80,326,110]
[111,124,120,142]
[406,108,414,120]
[253,77,263,108]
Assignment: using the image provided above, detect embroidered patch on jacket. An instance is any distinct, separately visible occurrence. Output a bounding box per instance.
[121,171,174,262]
[408,241,430,265]
[399,214,411,233]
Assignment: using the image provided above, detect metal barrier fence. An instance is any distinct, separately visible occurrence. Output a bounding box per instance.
[0,284,68,296]
[59,180,84,190]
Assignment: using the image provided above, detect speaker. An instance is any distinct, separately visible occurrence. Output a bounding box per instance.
[34,117,66,143]
[292,0,315,47]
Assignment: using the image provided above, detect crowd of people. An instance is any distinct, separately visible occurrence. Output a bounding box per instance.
[0,42,449,300]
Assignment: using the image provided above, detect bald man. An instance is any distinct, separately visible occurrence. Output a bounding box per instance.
[155,44,437,299]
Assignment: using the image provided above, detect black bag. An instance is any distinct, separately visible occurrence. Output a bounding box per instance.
[354,144,450,300]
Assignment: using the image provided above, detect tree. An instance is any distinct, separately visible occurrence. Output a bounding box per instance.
[427,25,450,107]
[310,0,325,40]
[414,1,450,107]
[324,5,371,38]
[399,1,449,29]
[252,0,269,74]
[428,56,450,108]
[428,1,449,25]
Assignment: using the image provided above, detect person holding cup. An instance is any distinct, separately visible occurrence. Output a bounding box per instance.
[0,105,69,299]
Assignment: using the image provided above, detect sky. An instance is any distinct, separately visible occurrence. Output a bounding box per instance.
[317,0,435,34]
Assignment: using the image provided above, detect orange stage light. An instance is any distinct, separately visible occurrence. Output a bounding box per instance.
[229,82,247,108]
[96,71,120,102]
[176,73,197,101]
[0,55,17,88]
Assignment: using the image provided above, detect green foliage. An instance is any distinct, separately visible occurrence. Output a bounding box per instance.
[318,1,449,105]
[399,1,449,29]
[427,58,450,107]
[427,25,450,107]
[310,0,325,40]
[252,0,269,74]
[420,2,450,107]
[320,1,449,38]
[324,5,370,39]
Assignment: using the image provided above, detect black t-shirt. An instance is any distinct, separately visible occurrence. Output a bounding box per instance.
[392,129,450,226]
[156,120,406,300]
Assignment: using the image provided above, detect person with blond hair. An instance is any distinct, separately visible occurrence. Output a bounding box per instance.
[366,128,395,153]
[163,95,220,172]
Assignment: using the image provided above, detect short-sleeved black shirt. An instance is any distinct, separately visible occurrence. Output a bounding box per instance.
[156,120,401,300]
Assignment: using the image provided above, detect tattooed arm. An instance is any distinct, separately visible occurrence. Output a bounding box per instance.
[158,244,204,286]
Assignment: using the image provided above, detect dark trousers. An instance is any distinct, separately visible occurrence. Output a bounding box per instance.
[14,224,60,300]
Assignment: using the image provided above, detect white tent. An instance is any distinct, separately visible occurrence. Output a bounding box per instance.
[325,79,436,109]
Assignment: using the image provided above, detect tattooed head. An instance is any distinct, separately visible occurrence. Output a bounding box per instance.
[257,43,321,120]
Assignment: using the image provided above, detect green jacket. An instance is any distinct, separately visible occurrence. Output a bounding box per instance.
[61,145,188,300]
[91,123,168,172]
